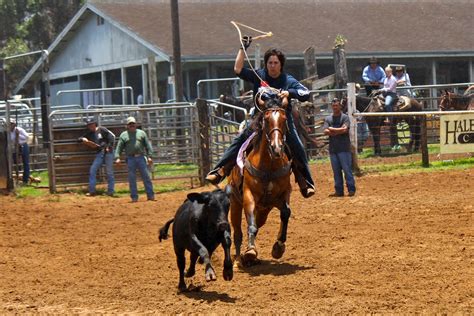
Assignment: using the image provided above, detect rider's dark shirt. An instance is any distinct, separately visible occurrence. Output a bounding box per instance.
[79,126,115,152]
[237,68,310,111]
[323,113,351,154]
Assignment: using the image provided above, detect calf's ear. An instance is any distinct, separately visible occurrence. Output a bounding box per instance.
[187,192,210,204]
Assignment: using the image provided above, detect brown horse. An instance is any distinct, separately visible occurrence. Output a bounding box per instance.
[342,94,423,155]
[228,92,292,266]
[439,90,474,111]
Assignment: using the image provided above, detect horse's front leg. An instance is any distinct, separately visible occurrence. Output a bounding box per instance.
[242,187,258,264]
[272,200,291,259]
[230,196,243,260]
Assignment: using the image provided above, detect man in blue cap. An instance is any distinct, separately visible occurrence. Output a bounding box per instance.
[79,118,115,196]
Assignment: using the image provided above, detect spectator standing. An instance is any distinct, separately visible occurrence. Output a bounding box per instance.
[9,119,30,184]
[78,118,115,196]
[323,99,356,197]
[114,117,155,202]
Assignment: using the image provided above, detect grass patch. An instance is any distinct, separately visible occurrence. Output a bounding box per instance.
[154,163,198,177]
[361,156,474,175]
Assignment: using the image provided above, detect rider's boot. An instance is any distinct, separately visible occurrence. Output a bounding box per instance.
[292,163,315,198]
[205,161,234,185]
[205,167,225,185]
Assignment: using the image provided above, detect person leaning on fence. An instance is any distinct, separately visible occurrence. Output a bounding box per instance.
[362,57,386,96]
[323,98,356,197]
[114,117,155,202]
[394,66,413,97]
[9,119,30,185]
[205,37,315,198]
[78,118,115,196]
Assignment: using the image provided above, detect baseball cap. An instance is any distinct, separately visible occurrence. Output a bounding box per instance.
[126,117,136,124]
[85,118,96,125]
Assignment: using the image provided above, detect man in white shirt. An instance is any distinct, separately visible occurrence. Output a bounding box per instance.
[9,119,30,184]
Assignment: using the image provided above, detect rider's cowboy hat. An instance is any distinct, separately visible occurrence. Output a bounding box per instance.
[395,66,404,71]
[368,56,380,64]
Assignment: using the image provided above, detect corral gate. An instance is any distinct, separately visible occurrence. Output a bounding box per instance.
[47,103,199,192]
[207,99,248,166]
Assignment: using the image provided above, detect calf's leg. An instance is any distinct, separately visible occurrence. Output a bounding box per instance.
[222,229,233,281]
[175,248,187,291]
[190,234,216,281]
[185,252,198,278]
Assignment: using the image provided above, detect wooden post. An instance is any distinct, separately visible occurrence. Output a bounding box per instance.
[147,55,159,103]
[332,45,348,98]
[303,46,318,80]
[420,115,429,167]
[196,99,211,186]
[347,83,361,175]
[170,0,184,102]
[254,43,261,69]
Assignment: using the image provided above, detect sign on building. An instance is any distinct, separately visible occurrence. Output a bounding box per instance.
[440,113,474,154]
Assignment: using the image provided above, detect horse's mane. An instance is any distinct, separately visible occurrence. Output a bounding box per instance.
[250,110,264,151]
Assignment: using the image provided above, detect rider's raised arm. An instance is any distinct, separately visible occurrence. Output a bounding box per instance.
[234,48,245,75]
[287,75,310,102]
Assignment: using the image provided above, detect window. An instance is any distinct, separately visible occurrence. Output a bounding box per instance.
[96,16,104,26]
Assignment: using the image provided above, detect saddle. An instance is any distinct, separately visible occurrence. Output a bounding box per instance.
[376,95,411,111]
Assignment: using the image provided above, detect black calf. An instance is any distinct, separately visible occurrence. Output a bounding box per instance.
[159,187,233,291]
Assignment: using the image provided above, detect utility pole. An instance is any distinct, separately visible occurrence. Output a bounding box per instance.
[170,0,184,102]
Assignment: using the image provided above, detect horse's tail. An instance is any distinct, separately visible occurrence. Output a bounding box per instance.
[158,218,174,242]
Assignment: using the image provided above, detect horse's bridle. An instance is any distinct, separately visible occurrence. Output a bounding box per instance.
[262,107,287,158]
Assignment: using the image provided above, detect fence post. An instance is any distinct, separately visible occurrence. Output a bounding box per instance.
[420,115,429,167]
[347,83,361,175]
[196,99,211,186]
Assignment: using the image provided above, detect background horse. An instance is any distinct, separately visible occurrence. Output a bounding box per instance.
[439,90,474,111]
[343,94,423,155]
[228,93,292,266]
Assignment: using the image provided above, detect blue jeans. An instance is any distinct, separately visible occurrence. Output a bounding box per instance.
[213,110,314,187]
[13,144,30,184]
[330,152,356,195]
[384,92,397,112]
[89,151,114,194]
[127,155,154,200]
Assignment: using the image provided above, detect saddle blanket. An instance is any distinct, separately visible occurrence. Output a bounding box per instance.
[236,131,257,175]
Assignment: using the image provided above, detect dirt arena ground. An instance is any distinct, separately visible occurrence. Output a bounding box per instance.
[1,161,473,314]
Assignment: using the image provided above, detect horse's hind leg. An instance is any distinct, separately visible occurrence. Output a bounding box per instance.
[272,202,291,259]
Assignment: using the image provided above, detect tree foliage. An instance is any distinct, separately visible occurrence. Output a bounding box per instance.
[0,0,84,95]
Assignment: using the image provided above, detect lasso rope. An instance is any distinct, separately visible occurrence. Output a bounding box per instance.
[230,21,280,112]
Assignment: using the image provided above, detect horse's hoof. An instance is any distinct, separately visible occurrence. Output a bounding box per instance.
[272,241,286,259]
[243,247,258,264]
